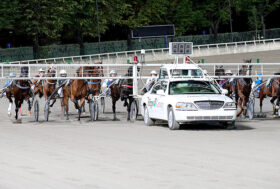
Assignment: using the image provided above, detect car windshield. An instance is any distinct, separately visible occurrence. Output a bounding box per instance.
[170,69,203,78]
[169,80,220,95]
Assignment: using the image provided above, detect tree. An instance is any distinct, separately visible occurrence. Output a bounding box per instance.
[0,0,19,31]
[195,0,230,38]
[64,0,129,54]
[18,0,67,58]
[236,0,280,38]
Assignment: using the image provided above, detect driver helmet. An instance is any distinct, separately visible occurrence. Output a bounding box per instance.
[225,70,233,75]
[257,73,262,80]
[150,70,157,75]
[110,70,117,76]
[59,69,67,76]
[9,72,16,78]
[38,68,45,73]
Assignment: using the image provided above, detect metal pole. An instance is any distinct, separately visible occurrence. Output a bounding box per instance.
[96,0,101,53]
[228,0,233,42]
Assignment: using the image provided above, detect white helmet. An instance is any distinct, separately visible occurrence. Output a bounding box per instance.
[60,70,67,75]
[110,70,117,75]
[38,68,45,72]
[150,70,157,75]
[9,72,16,78]
[225,70,232,75]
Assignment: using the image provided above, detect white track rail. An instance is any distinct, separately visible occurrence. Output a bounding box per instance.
[1,38,280,65]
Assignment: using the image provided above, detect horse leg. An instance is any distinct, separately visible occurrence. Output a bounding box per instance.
[78,98,86,121]
[8,98,13,117]
[259,93,264,116]
[127,98,133,121]
[27,99,32,116]
[64,96,69,120]
[60,99,65,115]
[270,96,277,116]
[50,99,56,107]
[112,98,117,121]
[237,98,243,117]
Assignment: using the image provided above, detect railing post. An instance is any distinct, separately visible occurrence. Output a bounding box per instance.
[1,64,3,78]
[133,62,138,96]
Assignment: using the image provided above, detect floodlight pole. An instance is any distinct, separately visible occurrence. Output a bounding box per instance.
[96,0,101,53]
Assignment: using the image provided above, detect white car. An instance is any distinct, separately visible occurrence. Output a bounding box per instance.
[140,78,237,130]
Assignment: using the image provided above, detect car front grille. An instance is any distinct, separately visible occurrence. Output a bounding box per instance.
[194,101,224,110]
[186,116,233,120]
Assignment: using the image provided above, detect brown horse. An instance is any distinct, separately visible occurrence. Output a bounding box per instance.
[58,79,71,120]
[234,63,253,117]
[70,67,88,121]
[6,80,32,122]
[70,63,103,121]
[43,67,57,108]
[259,77,280,117]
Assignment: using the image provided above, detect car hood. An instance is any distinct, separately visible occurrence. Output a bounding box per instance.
[169,94,232,102]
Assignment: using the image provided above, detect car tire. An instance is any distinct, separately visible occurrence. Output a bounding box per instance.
[222,121,236,130]
[144,106,154,126]
[168,107,180,130]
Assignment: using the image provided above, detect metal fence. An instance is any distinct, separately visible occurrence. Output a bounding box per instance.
[1,28,280,62]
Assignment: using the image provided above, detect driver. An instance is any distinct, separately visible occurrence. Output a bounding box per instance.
[58,70,67,98]
[145,70,157,91]
[219,70,233,87]
[102,70,118,96]
[0,72,16,98]
[252,73,263,97]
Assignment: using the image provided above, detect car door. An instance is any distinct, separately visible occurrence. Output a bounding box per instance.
[153,81,168,119]
[147,83,162,119]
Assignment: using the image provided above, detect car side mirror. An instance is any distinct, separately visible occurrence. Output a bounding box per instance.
[221,89,228,95]
[156,89,165,95]
[203,70,208,75]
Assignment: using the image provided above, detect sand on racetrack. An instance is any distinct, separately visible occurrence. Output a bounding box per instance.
[0,96,280,189]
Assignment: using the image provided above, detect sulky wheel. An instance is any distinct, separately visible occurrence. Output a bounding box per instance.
[130,99,138,121]
[101,97,105,113]
[34,99,39,122]
[44,100,50,121]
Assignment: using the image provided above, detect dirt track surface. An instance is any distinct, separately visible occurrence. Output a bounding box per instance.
[0,96,279,189]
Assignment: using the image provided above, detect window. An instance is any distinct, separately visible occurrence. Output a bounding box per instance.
[169,80,220,95]
[159,69,169,79]
[151,81,168,94]
[170,69,203,78]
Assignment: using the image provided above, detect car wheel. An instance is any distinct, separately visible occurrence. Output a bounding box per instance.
[144,106,154,126]
[222,121,236,130]
[168,107,180,130]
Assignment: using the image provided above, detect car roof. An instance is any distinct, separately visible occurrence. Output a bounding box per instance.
[160,77,213,82]
[160,64,200,70]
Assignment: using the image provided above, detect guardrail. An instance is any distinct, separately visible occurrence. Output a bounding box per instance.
[2,38,280,65]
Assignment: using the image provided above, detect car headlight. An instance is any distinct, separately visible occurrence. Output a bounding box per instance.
[223,102,236,109]
[176,102,198,111]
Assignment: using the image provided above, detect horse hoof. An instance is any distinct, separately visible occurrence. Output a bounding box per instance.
[273,115,278,118]
[276,105,280,109]
[13,119,22,124]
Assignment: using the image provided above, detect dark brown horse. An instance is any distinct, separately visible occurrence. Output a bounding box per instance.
[119,66,137,121]
[110,80,120,120]
[234,63,253,117]
[259,77,280,117]
[87,62,103,100]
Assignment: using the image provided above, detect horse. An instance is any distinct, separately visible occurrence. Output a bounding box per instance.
[109,80,120,120]
[233,61,253,117]
[70,63,103,121]
[43,67,57,108]
[259,76,280,117]
[58,79,71,120]
[6,67,33,122]
[119,66,139,121]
